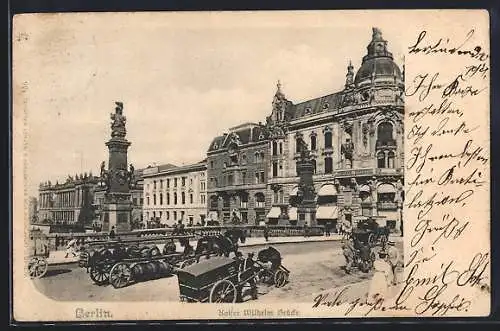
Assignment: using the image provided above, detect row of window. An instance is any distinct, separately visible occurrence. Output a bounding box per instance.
[145,210,188,221]
[146,192,206,206]
[210,194,266,209]
[269,151,396,179]
[147,177,206,191]
[210,152,266,169]
[209,171,266,187]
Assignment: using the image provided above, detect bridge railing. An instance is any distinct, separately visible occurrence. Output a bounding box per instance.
[42,225,325,251]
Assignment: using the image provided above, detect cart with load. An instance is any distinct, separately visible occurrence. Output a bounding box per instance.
[78,234,193,287]
[27,229,50,279]
[177,256,257,303]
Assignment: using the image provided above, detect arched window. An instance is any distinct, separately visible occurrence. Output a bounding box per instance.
[296,138,302,153]
[324,157,333,174]
[181,192,186,204]
[159,193,163,205]
[377,151,386,168]
[174,192,178,205]
[377,122,394,143]
[153,194,157,205]
[274,191,279,203]
[324,131,332,148]
[166,193,170,205]
[272,141,278,156]
[311,135,317,151]
[388,151,395,168]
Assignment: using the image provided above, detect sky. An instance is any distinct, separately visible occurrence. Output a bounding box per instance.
[14,11,405,197]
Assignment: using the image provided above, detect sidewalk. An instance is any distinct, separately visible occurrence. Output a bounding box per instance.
[47,234,403,266]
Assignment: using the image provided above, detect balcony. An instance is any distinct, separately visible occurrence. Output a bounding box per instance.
[378,201,398,210]
[376,139,397,149]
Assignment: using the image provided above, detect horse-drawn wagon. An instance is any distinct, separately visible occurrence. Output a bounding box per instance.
[177,246,290,303]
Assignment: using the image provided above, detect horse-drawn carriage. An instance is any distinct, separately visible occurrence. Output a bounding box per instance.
[177,246,290,303]
[27,229,50,279]
[342,216,389,273]
[352,216,389,247]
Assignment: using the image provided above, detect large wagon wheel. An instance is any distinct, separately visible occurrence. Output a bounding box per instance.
[179,258,196,269]
[274,269,288,288]
[90,264,110,285]
[109,262,132,289]
[28,257,48,279]
[209,279,237,303]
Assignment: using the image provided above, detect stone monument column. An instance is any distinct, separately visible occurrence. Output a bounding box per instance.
[101,102,134,233]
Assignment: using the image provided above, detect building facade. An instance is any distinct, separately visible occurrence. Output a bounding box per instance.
[206,123,270,224]
[265,27,404,231]
[142,161,207,227]
[38,168,145,229]
[38,173,100,226]
[206,27,404,232]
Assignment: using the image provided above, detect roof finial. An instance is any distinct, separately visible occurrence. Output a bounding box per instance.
[277,80,282,92]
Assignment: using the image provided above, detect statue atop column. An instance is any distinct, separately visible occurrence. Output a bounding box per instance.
[110,101,127,138]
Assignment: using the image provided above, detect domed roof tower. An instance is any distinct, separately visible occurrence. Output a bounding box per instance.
[354,28,403,88]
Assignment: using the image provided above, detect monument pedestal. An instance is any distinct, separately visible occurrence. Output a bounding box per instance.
[101,193,132,233]
[297,205,316,226]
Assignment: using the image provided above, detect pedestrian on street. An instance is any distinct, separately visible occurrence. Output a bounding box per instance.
[109,226,116,239]
[65,236,78,258]
[342,239,355,273]
[385,241,400,285]
[367,250,392,305]
[263,224,269,242]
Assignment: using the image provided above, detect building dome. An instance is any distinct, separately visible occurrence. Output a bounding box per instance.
[354,28,403,87]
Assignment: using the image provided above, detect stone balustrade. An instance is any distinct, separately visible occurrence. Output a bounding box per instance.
[43,225,325,251]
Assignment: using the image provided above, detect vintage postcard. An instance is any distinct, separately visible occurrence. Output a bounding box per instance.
[12,10,490,321]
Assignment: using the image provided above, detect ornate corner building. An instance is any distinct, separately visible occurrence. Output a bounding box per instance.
[206,27,404,232]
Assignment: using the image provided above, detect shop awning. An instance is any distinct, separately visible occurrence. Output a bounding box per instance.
[316,206,339,219]
[289,186,299,196]
[378,183,396,194]
[266,207,281,219]
[288,207,298,221]
[359,185,371,193]
[318,184,338,196]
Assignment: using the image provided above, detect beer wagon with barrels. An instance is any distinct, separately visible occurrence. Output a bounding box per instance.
[27,229,50,279]
[79,234,194,288]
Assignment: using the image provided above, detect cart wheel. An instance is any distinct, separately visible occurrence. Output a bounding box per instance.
[90,265,110,285]
[179,259,196,269]
[274,269,288,288]
[209,279,237,303]
[109,262,132,289]
[28,257,48,279]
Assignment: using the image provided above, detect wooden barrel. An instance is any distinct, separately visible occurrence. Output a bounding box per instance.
[150,246,161,257]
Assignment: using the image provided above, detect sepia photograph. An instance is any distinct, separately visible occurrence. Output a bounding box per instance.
[12,10,490,321]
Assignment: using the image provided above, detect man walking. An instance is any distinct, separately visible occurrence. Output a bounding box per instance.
[386,241,400,285]
[109,226,116,239]
[65,236,78,258]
